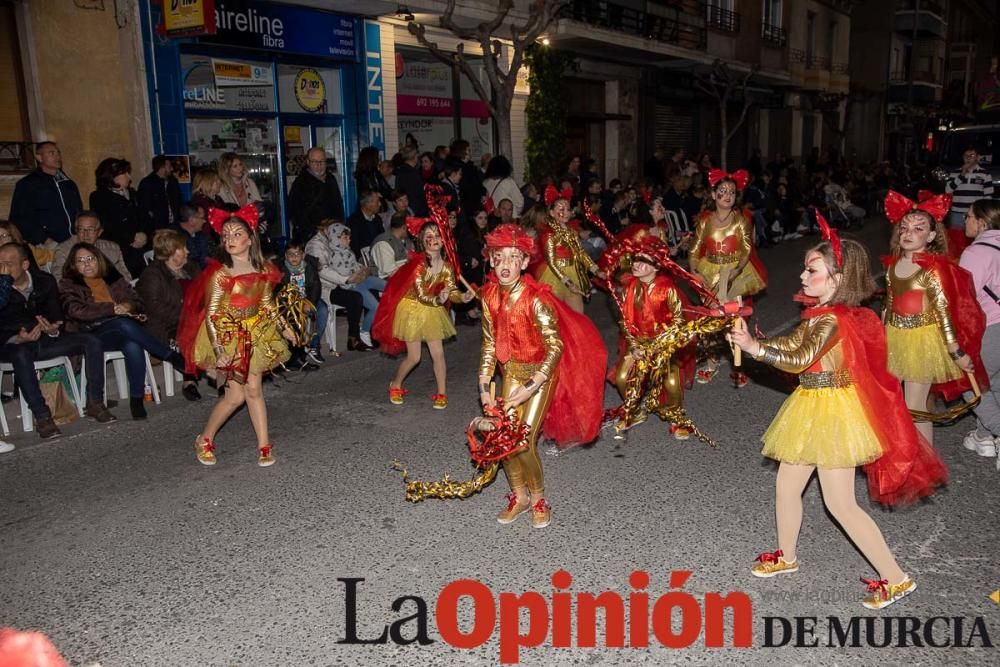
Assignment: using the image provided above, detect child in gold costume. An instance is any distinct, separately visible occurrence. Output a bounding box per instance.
[689,169,767,387]
[729,215,947,610]
[882,189,986,444]
[178,205,295,467]
[478,224,606,529]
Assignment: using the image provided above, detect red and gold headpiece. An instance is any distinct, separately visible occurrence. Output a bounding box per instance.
[544,184,573,206]
[812,207,842,268]
[884,189,952,225]
[484,223,536,258]
[405,216,434,238]
[208,204,259,234]
[708,168,750,191]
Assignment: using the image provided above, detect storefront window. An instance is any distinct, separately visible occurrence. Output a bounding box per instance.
[181,54,276,113]
[276,64,344,115]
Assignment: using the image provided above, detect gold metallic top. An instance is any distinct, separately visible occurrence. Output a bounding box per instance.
[408,262,463,306]
[205,268,276,349]
[544,219,597,291]
[688,210,753,265]
[883,264,957,344]
[479,279,563,379]
[755,313,843,374]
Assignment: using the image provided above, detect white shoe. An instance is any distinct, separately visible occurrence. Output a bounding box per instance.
[771,221,783,234]
[963,430,996,456]
[305,348,324,366]
[0,441,14,454]
[359,331,373,347]
[796,223,810,232]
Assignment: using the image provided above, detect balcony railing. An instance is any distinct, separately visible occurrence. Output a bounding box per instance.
[760,22,786,47]
[705,4,740,33]
[559,1,707,51]
[896,0,945,15]
[0,141,36,173]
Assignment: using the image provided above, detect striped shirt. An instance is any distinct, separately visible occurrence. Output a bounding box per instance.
[945,166,995,213]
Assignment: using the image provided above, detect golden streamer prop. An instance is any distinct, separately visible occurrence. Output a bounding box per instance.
[393,399,530,502]
[273,283,316,346]
[909,371,982,423]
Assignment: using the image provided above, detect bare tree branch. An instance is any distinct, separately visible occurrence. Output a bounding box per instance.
[407,22,499,119]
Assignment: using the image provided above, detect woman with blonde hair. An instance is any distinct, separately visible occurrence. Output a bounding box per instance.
[191,168,223,213]
[217,152,262,208]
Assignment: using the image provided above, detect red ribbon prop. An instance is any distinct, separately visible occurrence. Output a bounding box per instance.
[208,204,259,233]
[466,400,531,466]
[422,184,464,285]
[544,184,574,206]
[812,207,843,267]
[708,168,750,191]
[581,200,615,244]
[884,189,953,225]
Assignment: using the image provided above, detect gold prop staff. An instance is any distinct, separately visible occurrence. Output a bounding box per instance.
[909,372,982,424]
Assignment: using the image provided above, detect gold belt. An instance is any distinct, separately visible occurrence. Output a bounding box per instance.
[887,311,936,329]
[705,252,739,264]
[503,360,543,382]
[800,369,854,389]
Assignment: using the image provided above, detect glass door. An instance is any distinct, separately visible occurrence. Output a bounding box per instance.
[282,122,347,212]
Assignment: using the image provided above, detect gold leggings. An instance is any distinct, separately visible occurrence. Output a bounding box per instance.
[615,353,683,420]
[500,363,557,496]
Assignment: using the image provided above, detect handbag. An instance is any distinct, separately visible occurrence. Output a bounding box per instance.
[38,368,78,425]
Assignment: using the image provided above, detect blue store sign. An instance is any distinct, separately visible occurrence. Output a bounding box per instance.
[206,1,356,59]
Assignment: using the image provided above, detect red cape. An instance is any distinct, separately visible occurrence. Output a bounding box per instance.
[805,305,948,505]
[882,253,988,400]
[371,252,426,357]
[483,274,608,447]
[175,259,282,375]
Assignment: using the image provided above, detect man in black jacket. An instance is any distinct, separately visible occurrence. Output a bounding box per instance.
[287,147,345,242]
[394,146,428,216]
[137,155,182,231]
[0,243,116,438]
[347,191,385,259]
[9,142,83,245]
[450,139,485,215]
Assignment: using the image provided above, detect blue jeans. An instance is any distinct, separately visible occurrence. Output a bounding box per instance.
[311,298,329,350]
[344,276,385,333]
[91,317,173,398]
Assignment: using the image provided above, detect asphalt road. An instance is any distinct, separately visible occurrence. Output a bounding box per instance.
[1,221,997,666]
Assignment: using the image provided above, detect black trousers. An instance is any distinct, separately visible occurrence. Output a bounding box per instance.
[329,288,363,339]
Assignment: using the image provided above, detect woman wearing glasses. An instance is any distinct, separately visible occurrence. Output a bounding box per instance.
[58,243,184,420]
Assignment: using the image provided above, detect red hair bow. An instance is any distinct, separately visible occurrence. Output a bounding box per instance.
[708,168,750,191]
[812,207,842,267]
[484,222,536,257]
[884,189,953,225]
[208,204,259,234]
[405,216,433,238]
[544,184,573,206]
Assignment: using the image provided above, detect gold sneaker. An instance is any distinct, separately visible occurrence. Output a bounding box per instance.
[195,435,216,466]
[496,493,530,524]
[531,498,552,529]
[751,550,799,578]
[258,444,276,467]
[671,424,691,441]
[861,577,916,610]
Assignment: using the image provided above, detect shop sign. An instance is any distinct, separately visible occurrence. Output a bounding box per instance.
[294,69,326,112]
[364,21,385,153]
[162,0,217,38]
[212,58,273,87]
[182,55,276,113]
[205,1,356,60]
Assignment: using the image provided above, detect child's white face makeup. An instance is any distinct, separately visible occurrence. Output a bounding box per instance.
[898,213,935,253]
[800,251,837,303]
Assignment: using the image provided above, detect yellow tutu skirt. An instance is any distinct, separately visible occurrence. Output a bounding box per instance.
[192,315,290,379]
[885,323,963,384]
[761,385,883,468]
[537,266,582,302]
[392,296,456,342]
[693,257,765,297]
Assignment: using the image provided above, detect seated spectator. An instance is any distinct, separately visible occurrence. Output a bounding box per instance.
[0,220,51,270]
[0,242,116,438]
[279,240,326,369]
[59,243,183,420]
[521,183,539,212]
[371,217,411,279]
[482,156,524,217]
[191,167,223,214]
[496,198,516,226]
[579,223,607,263]
[347,191,385,259]
[51,211,132,281]
[379,159,396,190]
[419,152,437,183]
[824,176,866,228]
[136,230,202,401]
[137,154,181,231]
[305,219,377,351]
[89,158,149,278]
[170,203,211,269]
[380,190,412,230]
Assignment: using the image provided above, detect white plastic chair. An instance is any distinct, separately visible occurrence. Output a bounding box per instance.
[143,250,154,266]
[323,297,345,353]
[80,350,161,405]
[0,356,85,433]
[162,359,184,397]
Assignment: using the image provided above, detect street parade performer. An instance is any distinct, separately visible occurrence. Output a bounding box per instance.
[373,209,475,409]
[178,205,305,467]
[882,189,987,444]
[728,212,948,610]
[534,185,606,313]
[395,224,606,529]
[689,169,767,388]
